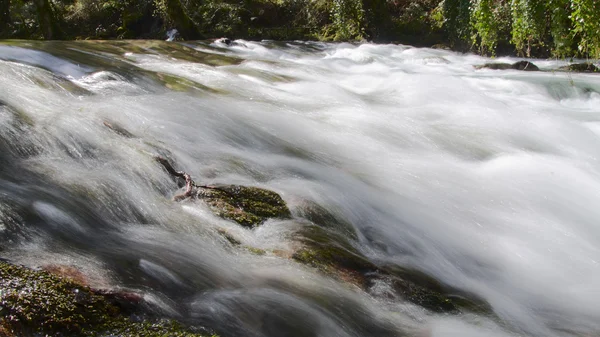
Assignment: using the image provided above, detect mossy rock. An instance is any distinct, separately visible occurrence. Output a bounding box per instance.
[293,200,358,240]
[0,261,214,337]
[292,225,375,275]
[291,225,491,314]
[197,184,291,227]
[558,63,600,73]
[365,273,456,313]
[368,265,493,314]
[511,61,539,71]
[217,228,242,246]
[476,61,539,71]
[152,72,226,94]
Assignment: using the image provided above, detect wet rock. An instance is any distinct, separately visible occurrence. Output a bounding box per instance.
[293,200,358,239]
[197,184,291,227]
[154,72,226,94]
[217,228,242,246]
[292,225,375,275]
[244,246,267,255]
[475,62,512,70]
[291,225,491,314]
[215,37,233,46]
[103,120,135,138]
[511,60,539,71]
[431,44,451,50]
[0,102,41,159]
[0,261,214,337]
[558,63,600,73]
[423,56,451,65]
[156,156,291,227]
[42,264,91,286]
[365,273,456,313]
[476,60,539,71]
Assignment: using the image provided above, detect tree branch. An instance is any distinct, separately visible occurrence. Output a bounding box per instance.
[155,156,195,200]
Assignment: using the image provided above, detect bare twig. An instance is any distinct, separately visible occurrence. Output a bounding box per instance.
[155,156,195,200]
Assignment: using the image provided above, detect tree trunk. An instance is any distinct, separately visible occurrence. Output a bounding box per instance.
[163,0,201,40]
[34,0,62,39]
[0,0,9,37]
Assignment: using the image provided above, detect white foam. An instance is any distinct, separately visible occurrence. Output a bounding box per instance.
[1,40,600,337]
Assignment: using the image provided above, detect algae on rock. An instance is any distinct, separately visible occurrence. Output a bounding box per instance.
[155,156,291,227]
[291,224,491,314]
[197,184,291,227]
[0,261,215,337]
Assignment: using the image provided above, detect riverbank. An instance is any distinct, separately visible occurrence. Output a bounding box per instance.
[1,0,443,43]
[3,0,600,59]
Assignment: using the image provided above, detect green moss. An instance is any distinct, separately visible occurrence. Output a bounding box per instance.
[377,272,458,313]
[293,200,358,240]
[0,261,214,337]
[144,42,243,66]
[290,225,492,314]
[154,72,226,94]
[292,226,374,274]
[198,185,291,227]
[217,228,242,246]
[244,246,267,255]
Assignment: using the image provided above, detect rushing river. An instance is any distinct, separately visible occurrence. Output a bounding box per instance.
[1,40,599,337]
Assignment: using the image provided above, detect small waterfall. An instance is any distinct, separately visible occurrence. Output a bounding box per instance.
[1,40,599,337]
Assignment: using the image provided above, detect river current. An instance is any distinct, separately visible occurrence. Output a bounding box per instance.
[1,40,599,337]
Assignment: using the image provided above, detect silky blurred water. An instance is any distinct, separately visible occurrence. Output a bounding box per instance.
[1,40,599,337]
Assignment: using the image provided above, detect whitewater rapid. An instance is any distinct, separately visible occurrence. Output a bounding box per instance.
[1,40,599,337]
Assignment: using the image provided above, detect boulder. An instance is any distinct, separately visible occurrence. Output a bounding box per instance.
[0,261,213,337]
[476,60,539,71]
[511,60,540,71]
[197,184,291,227]
[558,63,599,73]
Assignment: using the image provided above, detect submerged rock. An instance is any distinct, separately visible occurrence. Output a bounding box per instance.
[476,60,539,71]
[292,225,491,314]
[558,63,600,73]
[0,261,214,337]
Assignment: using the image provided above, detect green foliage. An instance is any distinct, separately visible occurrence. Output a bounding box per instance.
[466,0,598,58]
[510,0,547,56]
[548,0,574,57]
[570,0,600,58]
[430,2,445,29]
[2,0,600,58]
[330,0,365,40]
[196,1,246,37]
[443,0,472,47]
[64,0,156,38]
[471,0,499,55]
